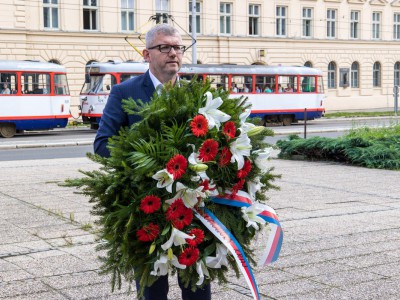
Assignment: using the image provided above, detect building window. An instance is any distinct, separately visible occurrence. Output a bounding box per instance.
[327,9,336,38]
[351,62,359,88]
[373,62,381,87]
[48,59,61,65]
[394,62,400,86]
[156,0,169,23]
[328,61,336,89]
[83,0,98,30]
[249,4,260,36]
[350,11,360,39]
[276,6,286,36]
[43,0,59,29]
[189,1,201,34]
[394,13,400,40]
[304,61,312,68]
[220,3,232,35]
[302,8,313,37]
[372,12,381,39]
[121,0,134,31]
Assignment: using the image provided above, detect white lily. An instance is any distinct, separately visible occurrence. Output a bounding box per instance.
[241,122,256,133]
[150,253,186,276]
[166,182,206,208]
[161,228,194,251]
[230,132,252,170]
[203,180,219,197]
[239,108,251,124]
[195,260,210,285]
[247,176,265,200]
[188,151,210,181]
[152,168,174,193]
[253,148,273,170]
[241,203,266,230]
[198,91,231,130]
[205,243,229,268]
[239,108,259,133]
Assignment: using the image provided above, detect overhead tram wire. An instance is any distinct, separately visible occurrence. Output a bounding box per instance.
[124,14,196,58]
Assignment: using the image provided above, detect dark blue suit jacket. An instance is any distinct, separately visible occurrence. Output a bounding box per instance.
[94,71,155,157]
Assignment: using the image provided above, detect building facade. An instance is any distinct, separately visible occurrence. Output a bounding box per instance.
[1,0,400,114]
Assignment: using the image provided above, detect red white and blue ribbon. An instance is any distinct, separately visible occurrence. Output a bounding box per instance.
[194,208,261,300]
[211,190,283,266]
[194,190,283,300]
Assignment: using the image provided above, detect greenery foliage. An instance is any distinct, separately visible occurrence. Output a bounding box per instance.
[277,124,400,170]
[64,78,280,298]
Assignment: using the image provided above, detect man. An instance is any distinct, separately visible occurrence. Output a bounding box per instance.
[94,24,212,300]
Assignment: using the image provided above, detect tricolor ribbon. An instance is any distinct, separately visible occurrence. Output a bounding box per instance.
[194,208,260,300]
[211,190,283,265]
[194,190,283,300]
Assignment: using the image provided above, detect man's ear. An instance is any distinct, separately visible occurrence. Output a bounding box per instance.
[142,50,150,62]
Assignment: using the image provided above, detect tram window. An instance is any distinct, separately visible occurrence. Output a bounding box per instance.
[54,74,70,95]
[101,74,117,93]
[300,76,316,92]
[232,75,253,93]
[121,74,139,82]
[256,75,275,93]
[21,73,50,94]
[278,75,298,92]
[180,74,193,81]
[206,75,227,90]
[0,72,17,94]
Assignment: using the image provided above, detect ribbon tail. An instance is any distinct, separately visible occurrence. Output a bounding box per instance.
[258,223,283,266]
[211,193,283,266]
[194,208,260,300]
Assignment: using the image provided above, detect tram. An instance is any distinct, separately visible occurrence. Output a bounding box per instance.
[80,61,325,128]
[0,60,71,138]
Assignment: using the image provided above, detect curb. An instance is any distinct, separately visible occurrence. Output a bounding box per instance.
[0,141,93,150]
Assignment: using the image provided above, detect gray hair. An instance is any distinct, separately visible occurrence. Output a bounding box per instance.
[145,24,180,48]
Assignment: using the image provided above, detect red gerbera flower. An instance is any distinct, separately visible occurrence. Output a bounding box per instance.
[190,115,208,137]
[198,139,219,162]
[186,228,205,247]
[136,223,160,242]
[237,160,252,179]
[219,147,232,166]
[166,198,186,220]
[166,199,193,230]
[169,208,193,230]
[223,121,236,139]
[178,247,200,266]
[166,154,187,180]
[139,195,161,214]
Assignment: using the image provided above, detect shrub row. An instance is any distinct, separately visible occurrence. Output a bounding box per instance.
[276,124,400,170]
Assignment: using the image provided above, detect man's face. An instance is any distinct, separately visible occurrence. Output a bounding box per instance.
[143,33,184,82]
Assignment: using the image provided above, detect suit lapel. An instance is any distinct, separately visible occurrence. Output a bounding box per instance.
[143,71,156,101]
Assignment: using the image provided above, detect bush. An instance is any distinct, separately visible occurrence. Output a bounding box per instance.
[277,124,400,170]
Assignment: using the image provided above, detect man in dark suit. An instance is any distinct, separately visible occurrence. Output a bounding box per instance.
[94,24,211,300]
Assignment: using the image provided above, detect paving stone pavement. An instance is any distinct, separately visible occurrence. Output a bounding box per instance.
[0,156,399,300]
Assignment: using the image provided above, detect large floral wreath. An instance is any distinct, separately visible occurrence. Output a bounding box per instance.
[67,78,282,299]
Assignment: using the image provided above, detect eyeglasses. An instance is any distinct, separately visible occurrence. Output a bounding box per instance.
[148,44,186,54]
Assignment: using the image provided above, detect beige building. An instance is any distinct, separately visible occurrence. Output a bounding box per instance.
[1,0,400,114]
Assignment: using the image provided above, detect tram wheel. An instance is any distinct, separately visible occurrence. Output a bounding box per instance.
[281,115,293,126]
[0,123,17,138]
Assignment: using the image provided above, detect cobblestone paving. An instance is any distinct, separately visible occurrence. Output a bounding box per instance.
[0,157,399,299]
